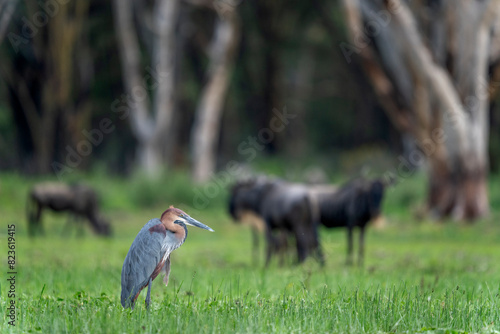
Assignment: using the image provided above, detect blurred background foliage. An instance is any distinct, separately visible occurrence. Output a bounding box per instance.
[0,0,499,217]
[0,1,403,175]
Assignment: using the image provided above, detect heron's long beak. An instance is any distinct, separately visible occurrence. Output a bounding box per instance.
[184,215,214,232]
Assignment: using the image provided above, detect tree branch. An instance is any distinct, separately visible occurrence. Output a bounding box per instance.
[340,0,413,134]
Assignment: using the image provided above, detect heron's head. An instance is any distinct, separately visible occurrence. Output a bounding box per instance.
[161,206,214,232]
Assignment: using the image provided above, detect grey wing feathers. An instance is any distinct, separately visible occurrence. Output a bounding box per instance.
[121,219,166,308]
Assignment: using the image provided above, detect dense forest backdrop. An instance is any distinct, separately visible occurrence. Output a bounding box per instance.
[0,0,499,220]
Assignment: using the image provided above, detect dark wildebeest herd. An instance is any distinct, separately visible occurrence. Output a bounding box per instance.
[229,176,387,266]
[230,177,323,266]
[27,182,111,236]
[25,175,385,267]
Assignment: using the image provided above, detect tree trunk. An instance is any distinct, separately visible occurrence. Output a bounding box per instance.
[1,2,91,174]
[113,0,178,176]
[428,157,489,220]
[139,141,163,175]
[340,0,500,220]
[254,1,286,153]
[190,3,240,183]
[286,42,314,158]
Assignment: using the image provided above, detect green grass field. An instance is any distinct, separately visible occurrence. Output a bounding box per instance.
[1,172,500,333]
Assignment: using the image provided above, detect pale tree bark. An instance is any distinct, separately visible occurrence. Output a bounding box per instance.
[340,0,500,220]
[190,1,240,183]
[113,0,178,175]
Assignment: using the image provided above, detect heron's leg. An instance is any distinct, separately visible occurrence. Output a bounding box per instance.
[131,298,135,310]
[145,277,152,309]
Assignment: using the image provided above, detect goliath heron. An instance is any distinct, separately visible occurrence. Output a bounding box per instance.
[121,206,213,309]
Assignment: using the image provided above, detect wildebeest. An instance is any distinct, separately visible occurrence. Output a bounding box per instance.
[27,182,112,236]
[230,176,387,266]
[231,209,267,265]
[312,178,386,266]
[229,177,323,266]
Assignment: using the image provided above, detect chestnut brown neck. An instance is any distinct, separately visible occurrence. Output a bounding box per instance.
[160,212,187,241]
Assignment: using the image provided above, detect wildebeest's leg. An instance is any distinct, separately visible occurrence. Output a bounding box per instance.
[291,201,315,264]
[252,227,259,266]
[62,214,75,236]
[358,225,365,267]
[277,230,288,266]
[265,227,274,267]
[27,197,36,236]
[294,225,310,264]
[86,209,98,234]
[76,215,86,237]
[346,225,353,266]
[34,202,45,236]
[312,225,325,266]
[87,206,106,236]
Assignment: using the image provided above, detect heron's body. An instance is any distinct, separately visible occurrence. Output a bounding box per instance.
[120,207,213,309]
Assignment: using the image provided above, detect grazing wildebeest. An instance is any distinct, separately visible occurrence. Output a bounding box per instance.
[230,208,267,265]
[229,177,323,266]
[312,178,386,266]
[27,182,111,236]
